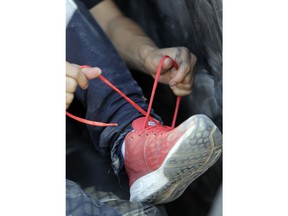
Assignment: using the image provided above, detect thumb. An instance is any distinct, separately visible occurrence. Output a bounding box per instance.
[162,57,173,70]
[81,67,102,80]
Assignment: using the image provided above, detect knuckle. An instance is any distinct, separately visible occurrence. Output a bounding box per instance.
[67,78,78,92]
[184,75,191,83]
[74,70,82,80]
[68,66,82,80]
[180,61,190,73]
[181,47,189,54]
[191,53,197,63]
[66,93,74,103]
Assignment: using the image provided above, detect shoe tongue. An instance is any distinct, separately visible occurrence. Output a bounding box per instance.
[132,117,160,131]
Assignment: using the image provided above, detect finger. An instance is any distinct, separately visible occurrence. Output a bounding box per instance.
[66,77,78,93]
[170,84,192,96]
[66,63,89,89]
[81,67,102,80]
[66,93,74,109]
[149,53,169,73]
[174,82,192,92]
[152,56,177,83]
[169,61,190,84]
[170,53,196,86]
[182,71,193,84]
[168,49,191,84]
[162,57,173,70]
[169,68,194,95]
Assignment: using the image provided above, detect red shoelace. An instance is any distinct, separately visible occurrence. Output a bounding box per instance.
[66,55,181,129]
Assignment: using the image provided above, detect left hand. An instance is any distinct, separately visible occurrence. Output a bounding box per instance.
[66,62,102,109]
[142,47,197,96]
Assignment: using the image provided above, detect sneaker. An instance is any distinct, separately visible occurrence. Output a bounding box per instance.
[124,114,222,204]
[70,60,222,204]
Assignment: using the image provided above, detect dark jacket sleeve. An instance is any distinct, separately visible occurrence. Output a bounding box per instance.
[81,0,102,9]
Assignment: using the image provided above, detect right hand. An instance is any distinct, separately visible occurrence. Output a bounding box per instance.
[66,62,102,109]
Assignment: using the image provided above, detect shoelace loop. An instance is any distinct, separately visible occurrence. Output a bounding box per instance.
[66,55,181,129]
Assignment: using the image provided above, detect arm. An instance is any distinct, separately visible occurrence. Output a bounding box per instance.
[90,0,197,96]
[90,0,154,72]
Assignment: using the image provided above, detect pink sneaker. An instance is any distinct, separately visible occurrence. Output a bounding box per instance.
[69,58,222,204]
[124,114,222,204]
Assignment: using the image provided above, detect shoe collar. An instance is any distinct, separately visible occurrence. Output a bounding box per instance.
[132,117,161,131]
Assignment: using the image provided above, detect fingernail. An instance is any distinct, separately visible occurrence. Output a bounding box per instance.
[81,67,102,80]
[81,68,91,73]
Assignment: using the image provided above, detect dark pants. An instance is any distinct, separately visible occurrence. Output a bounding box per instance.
[66,0,164,215]
[66,0,161,173]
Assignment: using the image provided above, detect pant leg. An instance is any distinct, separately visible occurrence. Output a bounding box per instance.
[67,180,165,216]
[66,0,161,173]
[84,186,166,216]
[66,179,122,216]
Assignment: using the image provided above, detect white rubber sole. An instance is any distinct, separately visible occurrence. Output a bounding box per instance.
[129,114,222,204]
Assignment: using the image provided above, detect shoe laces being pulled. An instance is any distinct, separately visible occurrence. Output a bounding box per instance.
[66,55,181,129]
[137,124,173,137]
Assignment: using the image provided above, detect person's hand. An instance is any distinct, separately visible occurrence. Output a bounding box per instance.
[142,47,197,96]
[66,62,102,109]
